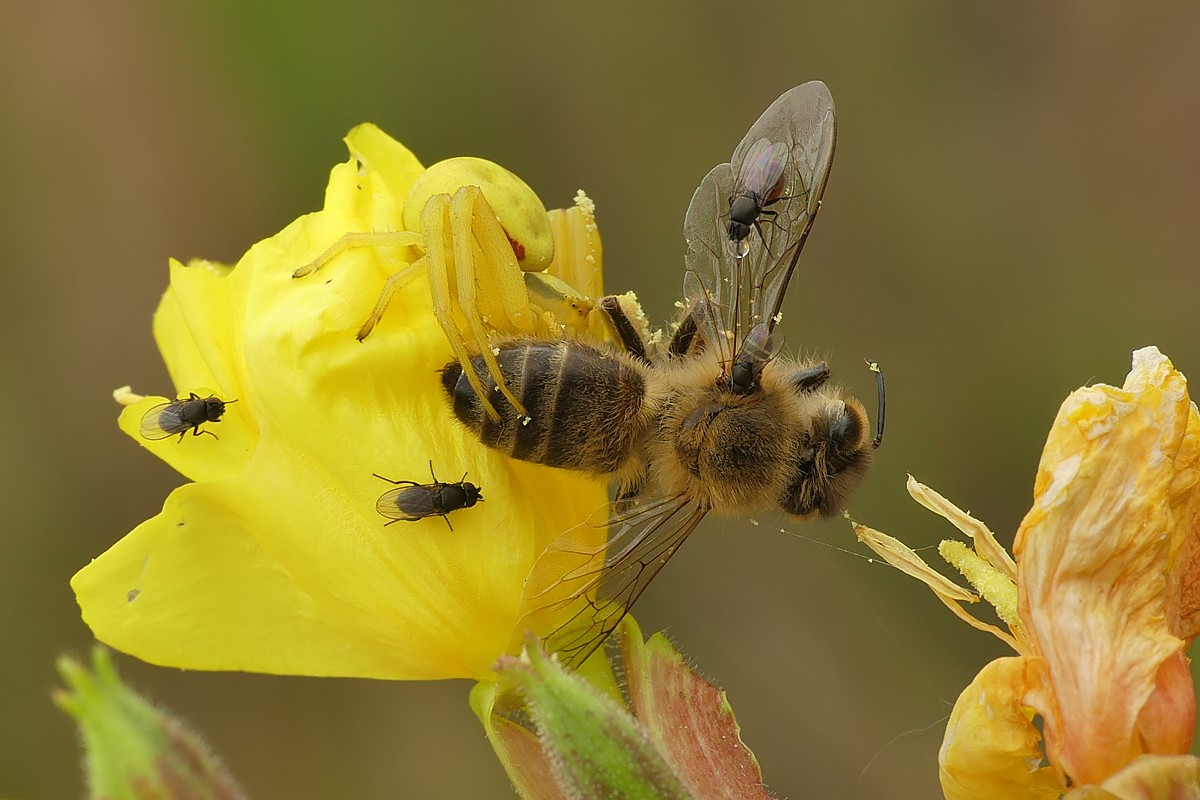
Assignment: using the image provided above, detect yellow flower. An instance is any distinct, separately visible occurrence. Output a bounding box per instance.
[854,347,1200,799]
[74,124,615,681]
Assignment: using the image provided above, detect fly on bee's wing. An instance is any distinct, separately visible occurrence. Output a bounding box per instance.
[514,493,705,668]
[681,81,837,374]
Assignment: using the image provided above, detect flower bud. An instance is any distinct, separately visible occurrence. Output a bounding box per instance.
[54,647,245,800]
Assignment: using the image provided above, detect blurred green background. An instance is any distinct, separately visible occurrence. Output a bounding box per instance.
[4,2,1199,797]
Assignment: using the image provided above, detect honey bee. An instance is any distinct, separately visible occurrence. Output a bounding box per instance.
[139,393,236,442]
[373,461,483,531]
[442,81,883,666]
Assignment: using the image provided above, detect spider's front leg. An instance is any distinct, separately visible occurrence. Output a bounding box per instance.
[292,231,423,280]
[425,188,529,420]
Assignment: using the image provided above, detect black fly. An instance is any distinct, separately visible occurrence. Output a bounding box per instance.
[373,461,483,531]
[139,393,235,441]
[728,138,789,255]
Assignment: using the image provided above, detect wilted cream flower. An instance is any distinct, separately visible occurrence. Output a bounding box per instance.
[855,347,1200,799]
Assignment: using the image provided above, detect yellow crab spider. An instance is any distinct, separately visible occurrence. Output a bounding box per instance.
[294,158,611,422]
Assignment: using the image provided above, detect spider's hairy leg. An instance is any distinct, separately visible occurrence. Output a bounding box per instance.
[463,185,539,334]
[356,258,427,342]
[449,187,528,417]
[423,194,503,422]
[292,230,422,279]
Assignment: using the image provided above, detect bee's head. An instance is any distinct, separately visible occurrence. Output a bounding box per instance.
[816,398,874,516]
[777,396,874,519]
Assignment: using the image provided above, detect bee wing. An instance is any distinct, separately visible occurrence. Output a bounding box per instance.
[683,163,737,367]
[682,82,836,371]
[517,493,708,669]
[375,486,433,521]
[139,401,187,440]
[739,81,837,335]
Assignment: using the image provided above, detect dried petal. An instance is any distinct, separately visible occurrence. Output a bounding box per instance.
[1016,347,1197,783]
[909,475,1016,581]
[852,522,1020,649]
[1069,754,1200,800]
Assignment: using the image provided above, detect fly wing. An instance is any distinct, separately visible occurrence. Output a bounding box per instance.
[732,137,789,202]
[139,401,187,440]
[376,486,434,521]
[516,493,708,669]
[683,163,737,368]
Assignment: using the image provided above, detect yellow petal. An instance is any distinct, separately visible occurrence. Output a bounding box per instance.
[938,656,1064,800]
[547,190,603,298]
[80,128,608,679]
[1015,347,1198,784]
[75,432,598,679]
[152,259,237,394]
[116,393,254,484]
[344,123,424,205]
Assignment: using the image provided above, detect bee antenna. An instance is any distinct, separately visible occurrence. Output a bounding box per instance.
[865,359,885,449]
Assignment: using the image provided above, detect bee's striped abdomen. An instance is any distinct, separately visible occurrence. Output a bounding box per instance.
[442,340,646,474]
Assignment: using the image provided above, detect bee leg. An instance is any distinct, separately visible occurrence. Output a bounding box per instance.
[788,362,830,393]
[598,296,648,360]
[615,483,643,503]
[293,230,422,279]
[667,307,704,358]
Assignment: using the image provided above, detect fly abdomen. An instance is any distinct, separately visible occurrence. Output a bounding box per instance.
[442,340,647,474]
